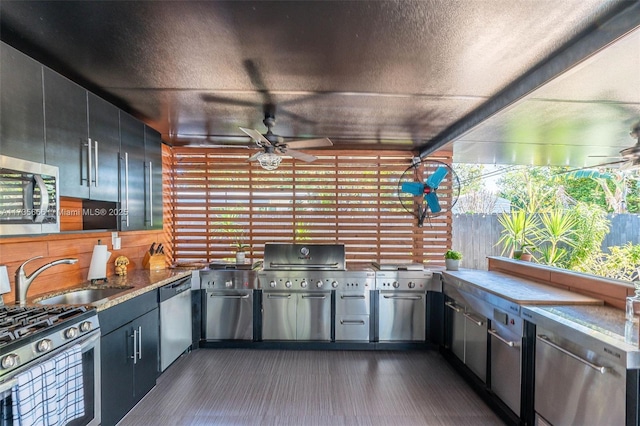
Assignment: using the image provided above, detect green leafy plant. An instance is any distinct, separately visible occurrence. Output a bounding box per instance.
[535,209,578,267]
[496,209,539,258]
[444,250,463,260]
[574,243,640,281]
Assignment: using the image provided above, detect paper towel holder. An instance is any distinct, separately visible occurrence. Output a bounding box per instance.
[88,239,111,284]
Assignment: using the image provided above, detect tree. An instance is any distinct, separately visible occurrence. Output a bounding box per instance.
[453,163,485,195]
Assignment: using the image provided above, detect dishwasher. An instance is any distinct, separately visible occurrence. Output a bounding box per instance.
[159,276,193,371]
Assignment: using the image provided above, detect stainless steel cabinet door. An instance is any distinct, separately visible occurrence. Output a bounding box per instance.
[535,329,624,426]
[490,323,521,415]
[446,300,465,362]
[464,310,487,383]
[335,315,369,341]
[336,292,370,315]
[379,292,426,341]
[262,292,296,340]
[297,292,331,341]
[206,291,253,340]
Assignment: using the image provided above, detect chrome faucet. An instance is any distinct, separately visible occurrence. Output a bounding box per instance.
[15,256,78,305]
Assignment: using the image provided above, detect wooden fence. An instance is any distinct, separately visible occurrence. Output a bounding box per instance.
[452,214,640,270]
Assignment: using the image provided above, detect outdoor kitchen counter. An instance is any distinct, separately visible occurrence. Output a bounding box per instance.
[523,304,640,369]
[30,268,194,311]
[442,269,603,305]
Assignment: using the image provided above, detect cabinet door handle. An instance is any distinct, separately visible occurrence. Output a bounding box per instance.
[445,301,462,313]
[301,295,327,299]
[131,328,138,364]
[138,326,142,360]
[124,152,129,227]
[463,312,485,327]
[149,161,153,227]
[341,295,366,299]
[488,329,519,348]
[383,295,422,300]
[536,334,608,374]
[86,138,93,187]
[94,139,99,186]
[340,320,366,325]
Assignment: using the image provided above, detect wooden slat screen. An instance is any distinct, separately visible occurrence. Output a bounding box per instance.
[170,148,452,268]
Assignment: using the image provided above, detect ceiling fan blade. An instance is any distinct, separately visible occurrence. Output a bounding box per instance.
[282,148,317,162]
[425,192,442,214]
[246,151,263,162]
[426,166,449,188]
[239,127,271,146]
[284,138,333,149]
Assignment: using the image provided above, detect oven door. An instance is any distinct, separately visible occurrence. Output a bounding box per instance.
[0,330,101,426]
[378,291,426,341]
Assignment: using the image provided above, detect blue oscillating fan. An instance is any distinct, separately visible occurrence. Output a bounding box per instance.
[398,158,460,227]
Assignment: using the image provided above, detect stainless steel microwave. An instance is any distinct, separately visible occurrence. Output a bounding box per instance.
[0,155,59,236]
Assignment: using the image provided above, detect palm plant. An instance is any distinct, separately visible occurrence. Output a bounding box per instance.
[496,209,539,258]
[535,209,577,267]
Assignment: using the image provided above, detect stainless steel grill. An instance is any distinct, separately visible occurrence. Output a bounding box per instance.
[260,243,346,341]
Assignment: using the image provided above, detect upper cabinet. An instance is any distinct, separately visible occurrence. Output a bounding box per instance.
[144,126,163,230]
[43,69,120,202]
[0,43,45,162]
[119,112,146,231]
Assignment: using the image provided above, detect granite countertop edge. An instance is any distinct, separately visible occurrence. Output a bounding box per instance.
[29,268,195,312]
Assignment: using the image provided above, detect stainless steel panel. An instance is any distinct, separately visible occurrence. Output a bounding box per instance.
[262,292,296,340]
[446,300,465,362]
[490,321,521,415]
[535,327,625,426]
[336,291,370,316]
[378,291,426,341]
[464,310,487,383]
[263,243,345,271]
[160,287,192,371]
[200,269,258,290]
[205,290,253,341]
[335,315,370,341]
[297,292,331,341]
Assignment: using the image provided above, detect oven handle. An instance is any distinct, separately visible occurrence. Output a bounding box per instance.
[209,293,251,299]
[383,295,422,300]
[267,294,292,299]
[537,334,609,374]
[340,320,366,325]
[301,295,327,299]
[488,329,519,348]
[33,174,49,223]
[269,262,340,269]
[463,312,485,327]
[445,301,462,313]
[341,295,366,299]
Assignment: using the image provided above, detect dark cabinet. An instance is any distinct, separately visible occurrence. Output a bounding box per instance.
[43,69,120,202]
[144,126,163,230]
[87,93,120,202]
[119,112,146,230]
[99,291,159,426]
[0,43,45,162]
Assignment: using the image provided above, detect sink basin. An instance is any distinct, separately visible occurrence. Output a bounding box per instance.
[37,287,133,305]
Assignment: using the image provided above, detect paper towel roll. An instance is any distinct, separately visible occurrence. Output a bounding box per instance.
[88,244,112,281]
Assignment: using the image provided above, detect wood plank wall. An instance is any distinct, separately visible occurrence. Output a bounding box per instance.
[0,229,166,304]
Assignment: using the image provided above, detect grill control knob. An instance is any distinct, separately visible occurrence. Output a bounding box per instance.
[1,354,19,370]
[79,321,92,333]
[36,339,53,353]
[285,281,292,288]
[408,282,416,289]
[64,327,79,339]
[331,281,339,288]
[269,281,277,288]
[316,281,323,288]
[300,280,308,288]
[392,281,400,288]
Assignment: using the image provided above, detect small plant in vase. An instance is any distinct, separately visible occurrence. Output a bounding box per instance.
[232,233,250,264]
[444,250,462,271]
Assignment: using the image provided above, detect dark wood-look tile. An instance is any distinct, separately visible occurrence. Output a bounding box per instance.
[119,349,505,425]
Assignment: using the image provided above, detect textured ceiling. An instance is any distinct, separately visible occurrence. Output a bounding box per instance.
[0,0,638,166]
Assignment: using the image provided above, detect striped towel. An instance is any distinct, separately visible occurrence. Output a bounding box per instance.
[11,344,84,426]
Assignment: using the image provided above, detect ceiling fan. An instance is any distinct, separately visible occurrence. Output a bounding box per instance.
[238,113,333,170]
[586,122,640,171]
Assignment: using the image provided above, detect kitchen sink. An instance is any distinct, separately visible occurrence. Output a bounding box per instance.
[37,287,133,305]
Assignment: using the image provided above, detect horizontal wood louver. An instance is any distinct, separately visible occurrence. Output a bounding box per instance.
[170,148,452,268]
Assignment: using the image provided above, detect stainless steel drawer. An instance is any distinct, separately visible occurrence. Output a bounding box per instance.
[335,315,370,341]
[336,291,370,315]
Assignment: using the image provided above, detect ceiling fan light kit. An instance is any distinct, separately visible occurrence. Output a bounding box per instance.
[256,152,282,170]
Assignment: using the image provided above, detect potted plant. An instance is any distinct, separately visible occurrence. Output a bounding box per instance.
[232,232,250,264]
[444,250,463,271]
[497,209,538,259]
[518,244,536,261]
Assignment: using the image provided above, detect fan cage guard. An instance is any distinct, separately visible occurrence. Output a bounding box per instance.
[397,158,460,226]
